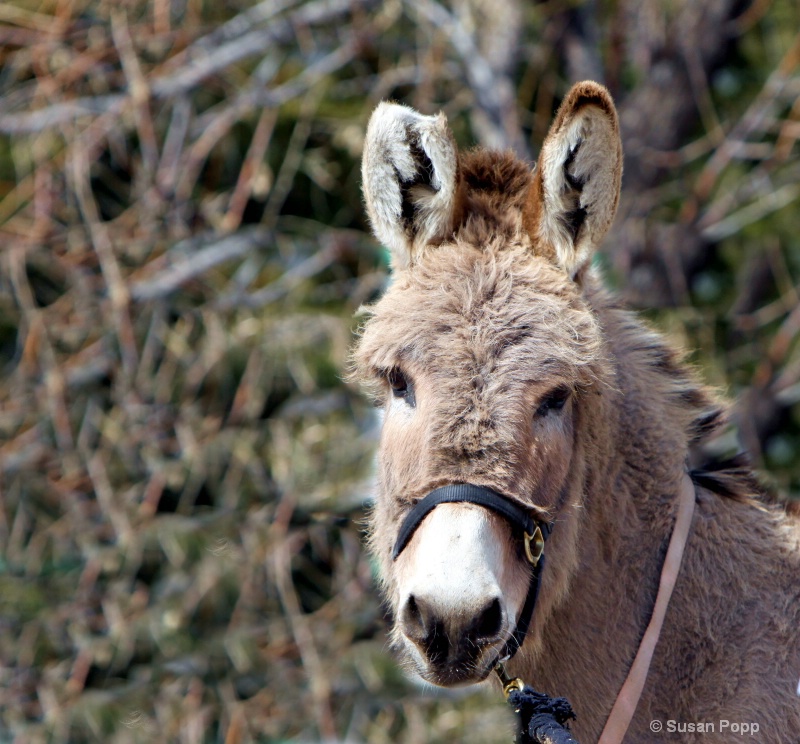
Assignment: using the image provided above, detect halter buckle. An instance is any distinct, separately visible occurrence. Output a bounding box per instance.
[524,524,545,566]
[495,662,525,699]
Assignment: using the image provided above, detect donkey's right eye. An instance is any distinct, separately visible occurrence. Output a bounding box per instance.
[388,368,408,396]
[388,369,415,407]
[535,385,571,417]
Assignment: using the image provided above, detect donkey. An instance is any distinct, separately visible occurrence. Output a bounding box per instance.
[351,81,800,742]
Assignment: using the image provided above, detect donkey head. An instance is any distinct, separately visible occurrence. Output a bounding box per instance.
[353,82,622,687]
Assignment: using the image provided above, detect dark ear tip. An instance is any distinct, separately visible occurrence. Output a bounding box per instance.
[559,81,618,125]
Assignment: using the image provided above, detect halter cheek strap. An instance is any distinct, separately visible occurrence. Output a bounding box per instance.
[391,483,552,662]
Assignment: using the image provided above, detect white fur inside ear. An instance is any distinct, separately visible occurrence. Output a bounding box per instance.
[538,106,621,278]
[362,103,458,269]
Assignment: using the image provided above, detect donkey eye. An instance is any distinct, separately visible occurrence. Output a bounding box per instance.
[535,386,571,417]
[388,368,415,407]
[388,368,407,395]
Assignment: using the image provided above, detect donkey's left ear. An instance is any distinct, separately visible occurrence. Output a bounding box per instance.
[362,102,460,270]
[526,81,622,279]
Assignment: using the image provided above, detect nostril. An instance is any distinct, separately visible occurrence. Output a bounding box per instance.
[400,594,429,643]
[399,593,503,667]
[400,595,449,664]
[473,597,503,643]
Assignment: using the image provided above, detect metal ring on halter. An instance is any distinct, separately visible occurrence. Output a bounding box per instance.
[524,525,545,566]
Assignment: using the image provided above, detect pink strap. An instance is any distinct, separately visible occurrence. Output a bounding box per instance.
[598,472,696,744]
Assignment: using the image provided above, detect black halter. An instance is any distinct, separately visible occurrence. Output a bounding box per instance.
[392,483,552,662]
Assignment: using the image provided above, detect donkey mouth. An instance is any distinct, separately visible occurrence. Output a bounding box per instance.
[400,631,509,688]
[431,668,493,688]
[415,656,498,688]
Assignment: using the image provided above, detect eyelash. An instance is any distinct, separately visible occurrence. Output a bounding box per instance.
[387,368,415,407]
[535,386,571,417]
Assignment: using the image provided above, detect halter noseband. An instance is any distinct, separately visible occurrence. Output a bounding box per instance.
[391,483,551,662]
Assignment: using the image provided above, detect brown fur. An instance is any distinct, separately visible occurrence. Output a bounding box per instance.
[353,82,800,742]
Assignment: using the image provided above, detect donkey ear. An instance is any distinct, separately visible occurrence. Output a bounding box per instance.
[527,81,622,279]
[362,102,460,269]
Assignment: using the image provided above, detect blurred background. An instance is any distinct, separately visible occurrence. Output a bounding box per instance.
[0,0,799,741]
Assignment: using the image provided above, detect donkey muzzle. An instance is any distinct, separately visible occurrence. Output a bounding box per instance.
[392,483,551,667]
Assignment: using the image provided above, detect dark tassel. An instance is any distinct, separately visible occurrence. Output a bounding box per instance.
[507,686,580,744]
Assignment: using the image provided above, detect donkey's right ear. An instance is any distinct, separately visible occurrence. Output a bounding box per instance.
[362,103,460,269]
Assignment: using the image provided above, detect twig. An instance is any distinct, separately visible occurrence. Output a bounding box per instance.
[408,0,527,155]
[70,147,139,378]
[190,37,361,137]
[6,247,74,454]
[130,227,273,302]
[694,31,800,202]
[681,41,725,149]
[0,0,378,134]
[700,182,800,241]
[222,109,277,232]
[157,96,192,195]
[0,2,67,32]
[698,159,800,235]
[215,239,339,311]
[151,0,375,99]
[0,95,124,134]
[270,500,337,741]
[191,0,303,49]
[111,11,159,186]
[260,88,322,227]
[171,27,361,200]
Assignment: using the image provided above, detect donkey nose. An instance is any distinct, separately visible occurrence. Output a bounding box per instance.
[399,594,505,663]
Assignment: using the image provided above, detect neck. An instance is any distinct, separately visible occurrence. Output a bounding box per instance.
[502,291,800,741]
[514,299,698,739]
[524,479,686,739]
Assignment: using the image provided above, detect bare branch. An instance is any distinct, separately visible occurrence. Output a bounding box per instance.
[409,0,527,155]
[701,182,800,241]
[130,228,273,302]
[215,240,339,311]
[0,0,377,134]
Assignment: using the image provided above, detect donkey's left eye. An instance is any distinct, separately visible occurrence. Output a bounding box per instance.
[536,386,571,417]
[388,368,415,407]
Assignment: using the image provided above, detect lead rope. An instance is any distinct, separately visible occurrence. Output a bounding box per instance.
[496,664,579,744]
[498,472,696,744]
[597,472,696,743]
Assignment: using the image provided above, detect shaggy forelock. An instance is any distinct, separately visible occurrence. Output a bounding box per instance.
[353,238,607,401]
